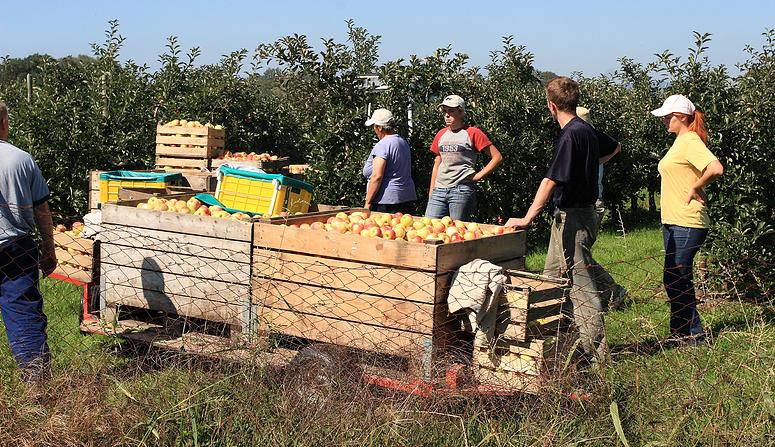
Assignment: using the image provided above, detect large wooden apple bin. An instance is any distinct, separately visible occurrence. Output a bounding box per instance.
[251,210,527,379]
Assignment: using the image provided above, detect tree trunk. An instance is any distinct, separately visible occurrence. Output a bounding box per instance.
[630,196,638,212]
[648,190,657,214]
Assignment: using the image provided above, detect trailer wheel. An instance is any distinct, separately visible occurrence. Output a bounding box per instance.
[284,344,360,405]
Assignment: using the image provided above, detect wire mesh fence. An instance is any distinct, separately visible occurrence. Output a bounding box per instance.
[0,204,773,445]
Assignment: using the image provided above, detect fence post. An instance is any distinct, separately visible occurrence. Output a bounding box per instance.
[26,73,32,102]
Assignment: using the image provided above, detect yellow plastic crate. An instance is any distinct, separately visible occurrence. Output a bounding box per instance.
[98,171,182,205]
[215,168,313,215]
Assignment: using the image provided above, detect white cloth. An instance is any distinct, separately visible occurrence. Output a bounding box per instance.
[447,259,507,344]
[81,210,103,239]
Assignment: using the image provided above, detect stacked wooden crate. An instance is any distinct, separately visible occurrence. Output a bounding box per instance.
[97,199,253,341]
[53,231,98,284]
[88,170,103,212]
[473,272,573,392]
[155,124,225,171]
[251,211,527,380]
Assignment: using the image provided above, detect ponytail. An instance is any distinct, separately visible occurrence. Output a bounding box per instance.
[688,110,708,145]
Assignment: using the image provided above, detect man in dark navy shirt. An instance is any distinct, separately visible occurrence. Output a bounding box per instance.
[506,77,617,368]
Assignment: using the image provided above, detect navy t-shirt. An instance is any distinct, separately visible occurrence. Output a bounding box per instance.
[545,117,618,208]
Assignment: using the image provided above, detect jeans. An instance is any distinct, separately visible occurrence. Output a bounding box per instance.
[543,207,608,364]
[425,183,476,221]
[0,236,50,382]
[662,224,708,337]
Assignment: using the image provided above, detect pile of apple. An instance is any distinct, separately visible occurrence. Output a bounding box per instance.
[283,211,513,244]
[135,197,251,221]
[54,221,84,237]
[220,151,280,162]
[54,222,90,270]
[163,119,223,130]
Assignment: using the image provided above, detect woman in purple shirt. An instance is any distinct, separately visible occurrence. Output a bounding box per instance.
[363,108,417,213]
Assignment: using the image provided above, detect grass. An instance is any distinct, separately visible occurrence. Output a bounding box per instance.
[0,212,772,446]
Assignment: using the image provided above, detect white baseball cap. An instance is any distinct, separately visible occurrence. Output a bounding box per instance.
[365,108,394,126]
[438,94,466,111]
[651,94,696,117]
[576,106,591,123]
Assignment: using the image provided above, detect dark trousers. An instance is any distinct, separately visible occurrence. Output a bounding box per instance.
[662,224,708,337]
[0,236,50,380]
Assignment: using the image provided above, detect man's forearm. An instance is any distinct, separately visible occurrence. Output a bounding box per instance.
[33,201,55,252]
[524,178,557,222]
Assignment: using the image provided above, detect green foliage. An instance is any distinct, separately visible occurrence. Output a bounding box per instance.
[0,22,772,297]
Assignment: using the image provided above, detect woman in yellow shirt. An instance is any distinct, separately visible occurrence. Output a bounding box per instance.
[651,95,724,346]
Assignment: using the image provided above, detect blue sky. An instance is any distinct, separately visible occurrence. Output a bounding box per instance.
[4,1,773,76]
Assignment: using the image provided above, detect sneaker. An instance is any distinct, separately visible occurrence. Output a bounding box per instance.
[608,285,628,311]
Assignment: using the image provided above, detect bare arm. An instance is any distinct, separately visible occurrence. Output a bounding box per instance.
[364,157,387,209]
[471,144,504,181]
[504,178,558,228]
[33,201,57,276]
[687,159,724,205]
[428,155,441,198]
[599,143,621,165]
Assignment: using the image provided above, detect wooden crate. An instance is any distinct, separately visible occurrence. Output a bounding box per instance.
[98,200,253,339]
[210,157,290,173]
[250,210,527,379]
[53,232,98,283]
[473,272,574,391]
[155,124,225,159]
[88,170,103,212]
[155,156,212,171]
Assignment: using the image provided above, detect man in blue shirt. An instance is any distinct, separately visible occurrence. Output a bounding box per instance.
[506,78,617,369]
[0,102,56,384]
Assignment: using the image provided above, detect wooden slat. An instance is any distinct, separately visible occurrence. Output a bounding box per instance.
[179,172,217,191]
[53,232,93,254]
[473,348,541,375]
[99,225,251,264]
[88,190,101,210]
[157,124,225,138]
[435,230,527,273]
[252,249,436,302]
[497,298,566,323]
[102,244,250,284]
[155,156,210,170]
[102,265,249,303]
[103,284,245,325]
[156,136,224,147]
[256,307,429,357]
[496,314,569,342]
[253,222,438,271]
[55,247,93,269]
[155,144,222,158]
[101,204,253,242]
[252,278,435,334]
[53,264,92,283]
[89,170,103,190]
[502,285,567,310]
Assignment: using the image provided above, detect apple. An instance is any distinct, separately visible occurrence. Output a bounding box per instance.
[410,236,424,243]
[359,228,371,237]
[351,223,364,234]
[157,203,169,212]
[390,217,401,227]
[416,227,430,239]
[450,233,464,243]
[194,206,209,216]
[445,226,459,237]
[463,231,476,241]
[431,219,445,233]
[466,222,480,232]
[494,226,505,235]
[420,217,431,226]
[399,214,414,228]
[394,226,407,239]
[406,229,418,240]
[370,227,383,238]
[177,207,191,214]
[186,198,202,211]
[382,228,397,240]
[439,234,451,243]
[474,230,483,238]
[412,221,426,230]
[210,206,224,214]
[55,224,67,233]
[335,212,349,220]
[455,221,467,231]
[310,222,325,231]
[298,223,309,229]
[441,216,453,227]
[72,222,84,229]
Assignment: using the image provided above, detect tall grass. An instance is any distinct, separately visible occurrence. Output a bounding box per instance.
[0,214,772,446]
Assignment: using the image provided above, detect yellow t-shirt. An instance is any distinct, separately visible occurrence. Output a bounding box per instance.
[658,132,718,228]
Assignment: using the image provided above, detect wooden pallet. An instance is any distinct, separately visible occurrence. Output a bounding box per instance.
[53,232,98,283]
[155,124,225,159]
[98,200,253,340]
[250,211,527,379]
